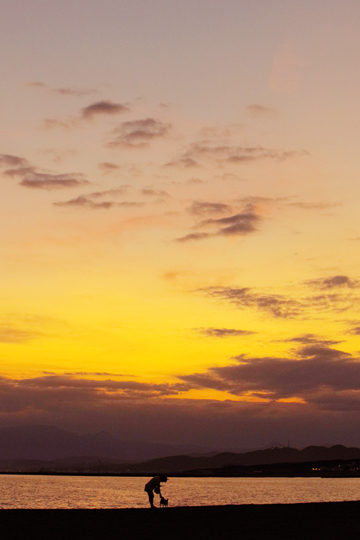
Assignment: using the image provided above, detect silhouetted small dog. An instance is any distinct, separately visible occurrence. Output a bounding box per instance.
[160,496,168,508]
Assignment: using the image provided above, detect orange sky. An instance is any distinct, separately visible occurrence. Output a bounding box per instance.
[1,0,360,448]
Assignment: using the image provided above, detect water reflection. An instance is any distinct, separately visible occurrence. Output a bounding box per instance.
[1,475,360,509]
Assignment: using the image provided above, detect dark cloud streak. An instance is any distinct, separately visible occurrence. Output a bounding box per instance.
[28,82,98,97]
[180,344,360,403]
[169,141,308,167]
[20,173,89,190]
[187,201,232,216]
[194,328,255,338]
[0,154,30,168]
[1,152,89,190]
[306,276,359,290]
[81,101,129,119]
[197,286,302,319]
[176,205,261,243]
[108,118,171,148]
[197,275,360,318]
[283,334,341,346]
[288,202,339,210]
[54,196,144,209]
[176,232,211,243]
[1,154,89,190]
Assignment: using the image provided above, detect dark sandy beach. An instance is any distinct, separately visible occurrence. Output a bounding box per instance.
[1,502,360,540]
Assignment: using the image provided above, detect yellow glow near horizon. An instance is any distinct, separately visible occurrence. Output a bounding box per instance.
[1,1,360,432]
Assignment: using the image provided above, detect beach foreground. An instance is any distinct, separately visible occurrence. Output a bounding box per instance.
[1,502,360,540]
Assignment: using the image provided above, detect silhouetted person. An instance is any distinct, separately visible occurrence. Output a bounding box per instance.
[144,475,168,508]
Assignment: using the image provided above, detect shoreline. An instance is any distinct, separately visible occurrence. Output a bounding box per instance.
[1,470,360,478]
[1,502,360,539]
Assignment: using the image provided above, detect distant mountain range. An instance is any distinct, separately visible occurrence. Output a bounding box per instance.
[1,426,360,475]
[127,444,360,474]
[0,425,214,462]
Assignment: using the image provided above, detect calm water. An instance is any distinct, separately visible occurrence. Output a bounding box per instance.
[1,475,360,509]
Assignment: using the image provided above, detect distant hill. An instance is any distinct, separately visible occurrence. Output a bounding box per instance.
[2,449,360,476]
[122,445,360,474]
[0,425,213,462]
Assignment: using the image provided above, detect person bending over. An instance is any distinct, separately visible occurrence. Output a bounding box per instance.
[144,475,168,508]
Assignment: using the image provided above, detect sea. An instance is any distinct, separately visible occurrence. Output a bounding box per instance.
[1,475,360,509]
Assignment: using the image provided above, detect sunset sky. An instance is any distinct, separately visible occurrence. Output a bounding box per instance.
[2,0,360,449]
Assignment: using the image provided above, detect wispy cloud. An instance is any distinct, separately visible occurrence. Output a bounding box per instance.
[227,148,307,164]
[187,201,232,216]
[3,166,36,178]
[28,81,98,97]
[54,195,143,210]
[198,286,302,319]
[187,177,204,184]
[246,104,277,118]
[176,232,212,243]
[81,100,129,119]
[20,173,89,190]
[43,118,74,130]
[197,124,242,139]
[0,326,40,344]
[165,157,200,168]
[40,149,79,164]
[236,196,290,207]
[288,202,339,210]
[141,188,170,198]
[196,206,260,235]
[194,328,255,338]
[0,154,29,167]
[107,118,171,148]
[349,324,360,335]
[213,173,242,182]
[282,334,341,346]
[168,141,308,167]
[98,162,121,173]
[305,275,360,290]
[197,276,360,319]
[176,205,261,242]
[42,99,129,130]
[1,156,89,190]
[88,187,131,198]
[54,185,173,209]
[234,196,338,214]
[54,196,118,209]
[59,372,128,377]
